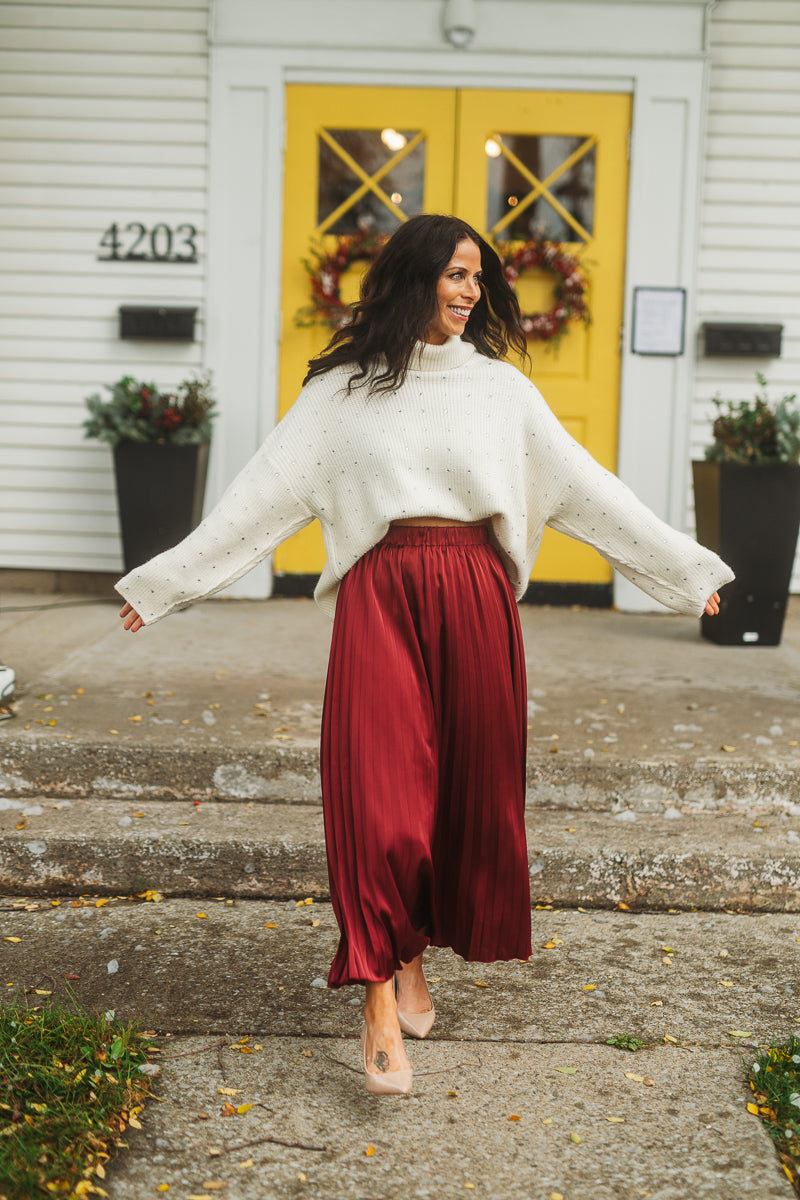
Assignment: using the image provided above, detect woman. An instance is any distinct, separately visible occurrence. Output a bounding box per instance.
[117,214,732,1097]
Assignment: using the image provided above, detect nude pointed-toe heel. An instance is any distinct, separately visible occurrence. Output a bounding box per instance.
[395,976,435,1039]
[361,1026,413,1096]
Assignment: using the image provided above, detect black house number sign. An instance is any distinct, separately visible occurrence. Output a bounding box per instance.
[97,222,198,263]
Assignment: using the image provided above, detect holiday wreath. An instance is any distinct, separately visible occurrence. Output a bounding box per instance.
[494,236,590,343]
[295,228,390,330]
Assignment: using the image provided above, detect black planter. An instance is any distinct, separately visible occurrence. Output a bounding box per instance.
[692,460,800,646]
[114,441,210,573]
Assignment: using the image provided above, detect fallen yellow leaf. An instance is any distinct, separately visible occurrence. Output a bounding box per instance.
[4,938,21,944]
[264,923,277,928]
[663,1034,678,1044]
[606,1116,625,1123]
[508,1114,521,1121]
[746,1102,759,1115]
[157,1187,170,1193]
[235,1103,252,1114]
[197,913,207,919]
[582,985,596,991]
[551,1194,564,1200]
[366,1145,376,1157]
[554,1067,578,1075]
[718,980,734,987]
[217,1088,242,1096]
[625,1072,645,1082]
[542,1118,553,1125]
[643,1077,655,1087]
[729,1030,753,1038]
[570,1132,582,1144]
[618,903,630,911]
[238,1159,254,1169]
[474,980,490,987]
[721,745,736,753]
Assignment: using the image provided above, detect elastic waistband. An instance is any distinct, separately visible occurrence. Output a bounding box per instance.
[381,524,490,547]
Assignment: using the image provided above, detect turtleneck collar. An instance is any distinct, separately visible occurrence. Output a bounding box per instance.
[410,336,476,372]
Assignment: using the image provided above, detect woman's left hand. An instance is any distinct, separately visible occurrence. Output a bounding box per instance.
[704,591,721,616]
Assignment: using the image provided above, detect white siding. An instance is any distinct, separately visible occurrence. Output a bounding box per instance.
[0,1,209,573]
[692,0,800,587]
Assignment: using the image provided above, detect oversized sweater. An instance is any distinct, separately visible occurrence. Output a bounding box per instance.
[115,336,734,625]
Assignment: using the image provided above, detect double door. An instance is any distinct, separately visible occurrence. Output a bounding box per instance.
[277,85,630,584]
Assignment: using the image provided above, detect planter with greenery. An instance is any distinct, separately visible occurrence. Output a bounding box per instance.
[84,373,216,573]
[693,372,800,646]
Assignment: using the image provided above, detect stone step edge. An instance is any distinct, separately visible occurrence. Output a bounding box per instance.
[2,801,798,912]
[2,741,799,813]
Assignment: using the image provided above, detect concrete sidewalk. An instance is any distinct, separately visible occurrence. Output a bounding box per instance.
[2,590,800,1198]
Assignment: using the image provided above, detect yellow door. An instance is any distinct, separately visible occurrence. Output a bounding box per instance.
[277,85,630,585]
[457,90,631,584]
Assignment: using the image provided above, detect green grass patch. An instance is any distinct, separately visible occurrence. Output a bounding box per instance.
[0,989,157,1200]
[606,1034,648,1052]
[745,1031,800,1195]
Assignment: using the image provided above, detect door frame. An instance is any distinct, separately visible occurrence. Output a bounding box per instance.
[205,25,709,610]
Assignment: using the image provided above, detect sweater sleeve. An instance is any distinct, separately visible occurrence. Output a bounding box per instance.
[114,440,315,627]
[526,388,735,616]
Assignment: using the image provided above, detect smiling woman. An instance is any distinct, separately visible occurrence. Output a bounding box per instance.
[300,212,529,393]
[116,213,731,1100]
[425,238,483,344]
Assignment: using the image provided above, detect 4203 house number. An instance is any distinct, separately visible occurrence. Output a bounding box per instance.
[97,222,198,263]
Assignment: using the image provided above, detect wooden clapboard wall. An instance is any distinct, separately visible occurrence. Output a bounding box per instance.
[692,0,800,587]
[0,0,209,574]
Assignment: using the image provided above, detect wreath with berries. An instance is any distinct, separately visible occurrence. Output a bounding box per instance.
[494,236,590,343]
[295,228,390,331]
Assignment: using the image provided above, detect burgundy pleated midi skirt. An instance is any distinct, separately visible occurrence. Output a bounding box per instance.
[321,525,531,988]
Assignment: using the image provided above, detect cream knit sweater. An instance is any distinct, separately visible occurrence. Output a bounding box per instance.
[115,336,733,624]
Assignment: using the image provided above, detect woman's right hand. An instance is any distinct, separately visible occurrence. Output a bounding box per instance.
[119,602,145,633]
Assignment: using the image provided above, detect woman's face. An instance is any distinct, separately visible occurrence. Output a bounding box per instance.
[425,239,483,345]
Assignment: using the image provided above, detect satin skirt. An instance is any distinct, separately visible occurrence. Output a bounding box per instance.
[321,525,531,988]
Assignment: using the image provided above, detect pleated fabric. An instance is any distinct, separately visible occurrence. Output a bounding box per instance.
[321,525,531,988]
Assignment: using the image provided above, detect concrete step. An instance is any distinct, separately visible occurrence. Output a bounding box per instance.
[2,899,797,1043]
[3,737,800,814]
[2,798,799,911]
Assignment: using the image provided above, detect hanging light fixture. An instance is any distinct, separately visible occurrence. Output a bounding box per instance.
[442,0,477,49]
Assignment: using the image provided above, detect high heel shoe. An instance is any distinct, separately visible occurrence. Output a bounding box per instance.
[361,1025,412,1095]
[395,974,435,1039]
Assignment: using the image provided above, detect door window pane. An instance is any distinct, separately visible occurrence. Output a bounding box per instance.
[317,129,425,235]
[486,134,595,242]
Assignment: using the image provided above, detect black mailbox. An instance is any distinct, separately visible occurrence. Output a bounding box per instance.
[119,305,197,342]
[702,322,782,358]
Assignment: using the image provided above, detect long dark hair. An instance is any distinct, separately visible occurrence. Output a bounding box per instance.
[302,214,529,393]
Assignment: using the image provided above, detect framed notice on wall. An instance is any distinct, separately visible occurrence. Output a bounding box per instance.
[631,287,686,356]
